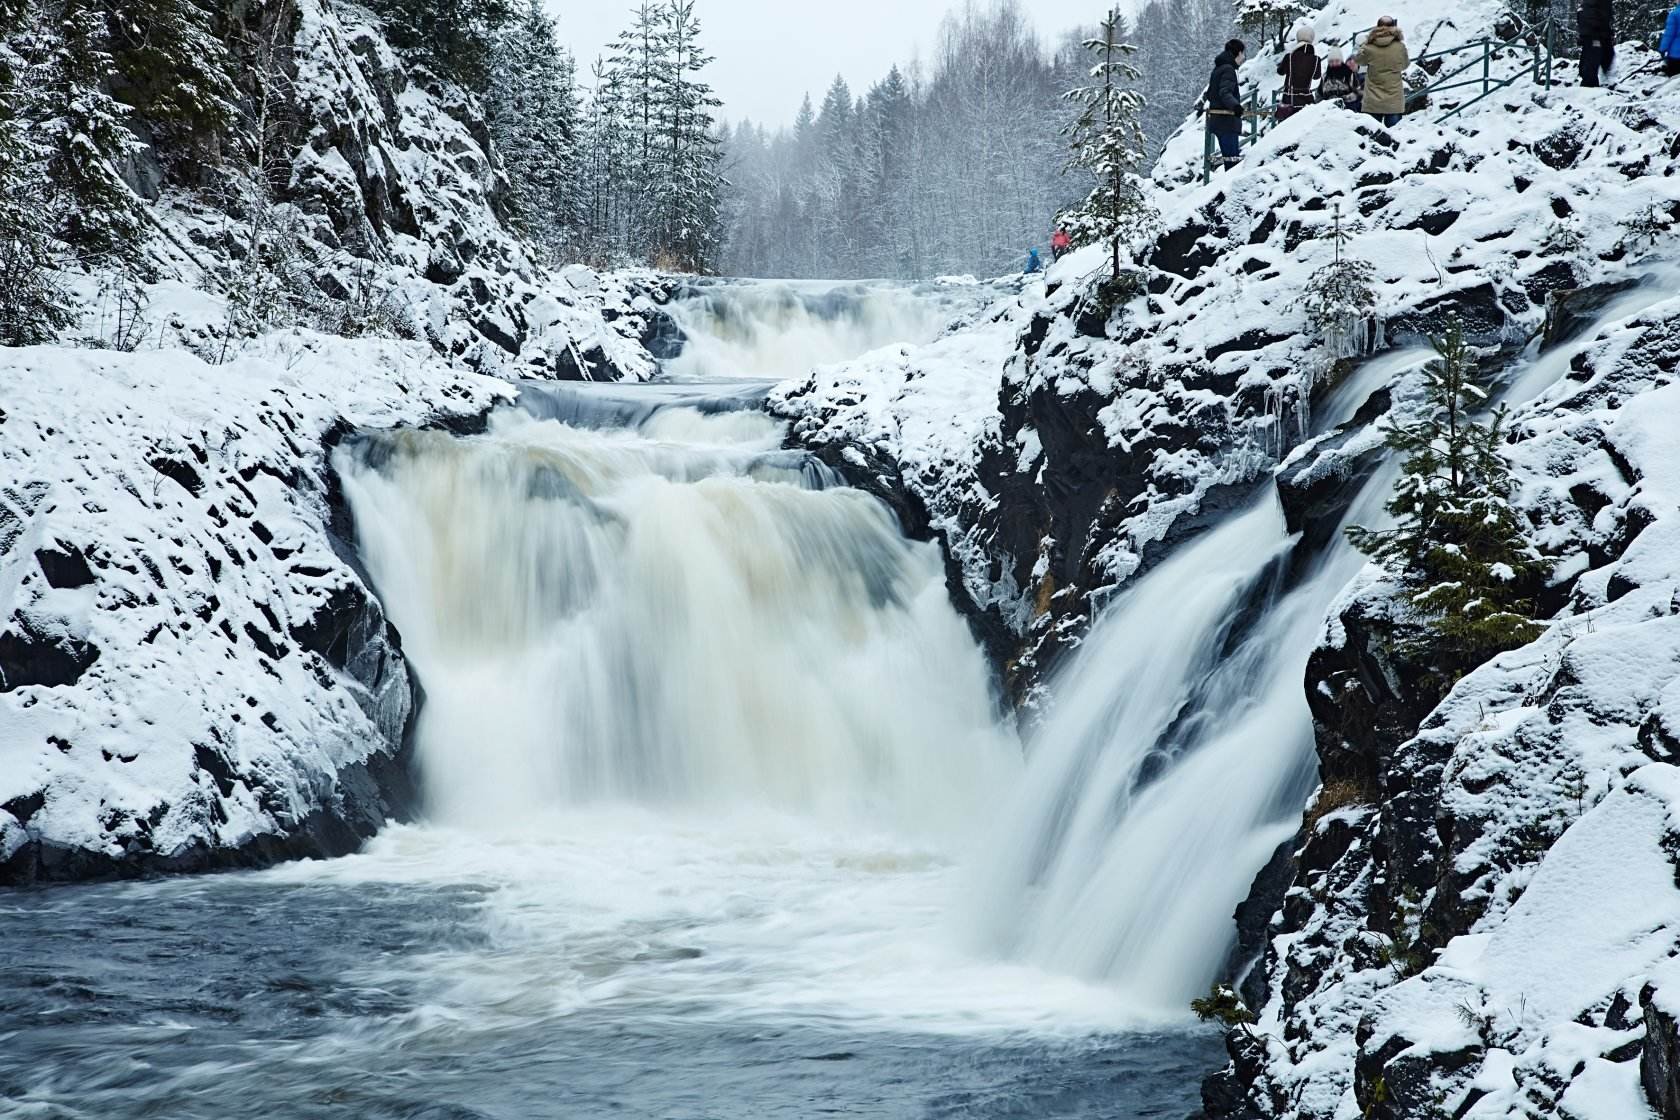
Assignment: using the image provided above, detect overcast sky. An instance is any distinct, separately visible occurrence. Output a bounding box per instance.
[548,0,1112,128]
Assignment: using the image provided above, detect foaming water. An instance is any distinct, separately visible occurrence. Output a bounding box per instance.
[662,281,957,378]
[337,406,1017,837]
[0,388,1223,1114]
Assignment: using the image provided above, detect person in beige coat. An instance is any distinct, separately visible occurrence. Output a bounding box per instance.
[1357,17,1409,126]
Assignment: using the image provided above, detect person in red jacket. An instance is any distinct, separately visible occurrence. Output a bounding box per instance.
[1051,228,1072,260]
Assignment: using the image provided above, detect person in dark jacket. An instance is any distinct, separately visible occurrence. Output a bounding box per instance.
[1276,25,1322,121]
[1578,0,1614,87]
[1659,3,1680,77]
[1205,39,1247,172]
[1317,46,1360,109]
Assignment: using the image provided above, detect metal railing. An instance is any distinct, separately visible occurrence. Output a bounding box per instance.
[1201,18,1557,183]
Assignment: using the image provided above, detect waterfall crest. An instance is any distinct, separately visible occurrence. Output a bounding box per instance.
[661,281,961,379]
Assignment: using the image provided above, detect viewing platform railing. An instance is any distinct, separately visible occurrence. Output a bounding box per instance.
[1201,18,1557,184]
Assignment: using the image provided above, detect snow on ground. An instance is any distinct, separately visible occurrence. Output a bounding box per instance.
[0,327,507,881]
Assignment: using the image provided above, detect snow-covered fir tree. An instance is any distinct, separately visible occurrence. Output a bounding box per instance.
[580,0,725,272]
[487,0,581,257]
[1299,205,1377,358]
[650,0,723,272]
[579,55,629,264]
[106,0,237,169]
[43,0,147,269]
[374,0,512,89]
[1348,318,1548,678]
[0,0,74,344]
[1063,7,1152,281]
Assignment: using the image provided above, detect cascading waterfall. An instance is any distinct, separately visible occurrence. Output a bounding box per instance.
[336,404,1019,839]
[966,480,1393,1013]
[661,280,961,379]
[970,270,1680,1015]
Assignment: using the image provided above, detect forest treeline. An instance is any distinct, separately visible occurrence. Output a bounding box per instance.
[720,0,1232,279]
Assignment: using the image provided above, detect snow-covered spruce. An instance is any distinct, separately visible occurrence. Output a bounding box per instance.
[0,337,508,884]
[776,0,1680,703]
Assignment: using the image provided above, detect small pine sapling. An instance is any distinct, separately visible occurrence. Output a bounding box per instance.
[1192,982,1258,1032]
[1062,7,1155,282]
[1347,317,1547,679]
[1299,205,1376,359]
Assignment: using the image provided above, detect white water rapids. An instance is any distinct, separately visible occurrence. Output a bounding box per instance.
[334,395,1154,1033]
[660,280,967,379]
[326,273,1663,1042]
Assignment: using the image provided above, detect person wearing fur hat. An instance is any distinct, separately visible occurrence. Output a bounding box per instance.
[1356,16,1409,126]
[1317,46,1361,109]
[1276,24,1323,121]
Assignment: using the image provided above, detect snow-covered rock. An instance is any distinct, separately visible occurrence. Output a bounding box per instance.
[0,335,508,883]
[1217,298,1680,1120]
[127,0,659,383]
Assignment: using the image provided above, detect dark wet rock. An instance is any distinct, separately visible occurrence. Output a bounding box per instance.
[1542,277,1644,348]
[35,543,95,590]
[1644,986,1680,1120]
[148,455,204,498]
[0,616,100,691]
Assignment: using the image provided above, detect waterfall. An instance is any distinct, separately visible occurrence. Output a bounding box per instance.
[966,478,1398,1014]
[661,280,962,379]
[967,269,1680,1015]
[335,403,1019,840]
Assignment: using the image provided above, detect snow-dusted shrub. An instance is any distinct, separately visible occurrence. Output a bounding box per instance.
[1298,206,1376,360]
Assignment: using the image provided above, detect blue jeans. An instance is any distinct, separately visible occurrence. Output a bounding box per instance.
[1373,112,1401,126]
[1210,128,1241,160]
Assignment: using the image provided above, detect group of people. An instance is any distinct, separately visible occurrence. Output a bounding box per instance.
[1024,229,1073,274]
[1205,3,1680,174]
[1204,15,1411,172]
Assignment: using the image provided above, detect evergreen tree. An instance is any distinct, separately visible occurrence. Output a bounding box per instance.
[44,0,147,268]
[1348,318,1547,676]
[487,0,580,256]
[1235,0,1310,50]
[1063,7,1152,281]
[580,54,631,264]
[0,0,75,343]
[1299,205,1376,358]
[106,0,238,167]
[651,0,723,272]
[374,0,512,90]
